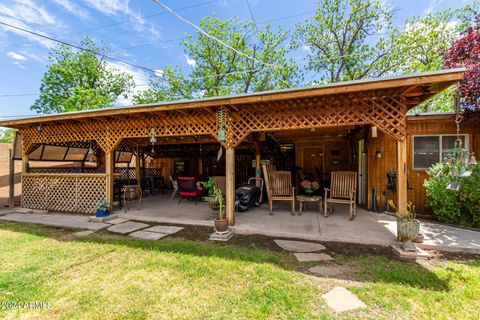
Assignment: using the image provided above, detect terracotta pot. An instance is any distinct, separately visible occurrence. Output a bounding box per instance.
[398,219,420,252]
[214,218,229,233]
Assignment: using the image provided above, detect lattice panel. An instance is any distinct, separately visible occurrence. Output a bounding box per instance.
[144,168,163,177]
[22,174,107,214]
[30,168,99,174]
[19,89,408,152]
[114,167,136,180]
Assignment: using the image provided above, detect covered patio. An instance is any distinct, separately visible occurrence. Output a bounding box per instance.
[0,69,465,234]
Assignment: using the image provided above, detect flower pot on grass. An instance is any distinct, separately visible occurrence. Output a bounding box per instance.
[398,218,421,252]
[390,200,420,252]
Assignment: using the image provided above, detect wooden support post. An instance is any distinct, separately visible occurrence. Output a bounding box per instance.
[105,150,114,205]
[225,147,235,225]
[396,138,407,215]
[135,145,141,186]
[254,134,261,187]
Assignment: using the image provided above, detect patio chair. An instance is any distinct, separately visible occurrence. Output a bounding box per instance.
[324,171,357,220]
[262,164,276,205]
[177,176,203,204]
[169,175,178,200]
[267,171,295,215]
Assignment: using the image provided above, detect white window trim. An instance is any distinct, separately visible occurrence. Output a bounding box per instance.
[412,134,470,170]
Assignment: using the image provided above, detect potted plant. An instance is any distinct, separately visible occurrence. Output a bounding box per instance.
[389,200,420,252]
[300,180,320,196]
[200,177,219,210]
[95,198,111,218]
[212,187,228,233]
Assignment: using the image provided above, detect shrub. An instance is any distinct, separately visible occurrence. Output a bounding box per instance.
[424,162,480,227]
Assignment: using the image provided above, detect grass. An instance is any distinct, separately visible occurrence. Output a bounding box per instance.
[0,221,479,319]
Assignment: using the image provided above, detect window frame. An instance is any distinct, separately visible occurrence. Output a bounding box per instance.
[412,134,470,170]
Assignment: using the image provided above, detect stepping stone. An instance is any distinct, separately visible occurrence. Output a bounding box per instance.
[107,221,149,235]
[107,218,129,225]
[294,252,334,262]
[144,225,184,235]
[308,264,345,277]
[129,230,168,240]
[73,230,95,237]
[322,286,366,313]
[274,239,326,252]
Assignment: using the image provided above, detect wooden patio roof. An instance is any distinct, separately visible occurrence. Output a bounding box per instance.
[0,68,464,129]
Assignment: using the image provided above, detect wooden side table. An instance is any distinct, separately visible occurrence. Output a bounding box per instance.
[296,195,322,215]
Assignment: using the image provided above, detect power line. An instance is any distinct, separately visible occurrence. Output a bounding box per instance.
[245,0,258,32]
[150,0,283,69]
[0,20,167,78]
[0,0,220,51]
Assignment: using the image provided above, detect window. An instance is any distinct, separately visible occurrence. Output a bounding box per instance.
[412,135,469,170]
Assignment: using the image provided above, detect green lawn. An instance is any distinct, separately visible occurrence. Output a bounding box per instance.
[0,221,479,320]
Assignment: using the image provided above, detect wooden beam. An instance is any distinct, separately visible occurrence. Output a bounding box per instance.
[135,145,141,186]
[396,138,407,217]
[225,147,235,225]
[105,150,114,205]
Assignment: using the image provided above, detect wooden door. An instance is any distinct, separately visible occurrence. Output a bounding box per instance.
[358,139,367,205]
[303,147,325,184]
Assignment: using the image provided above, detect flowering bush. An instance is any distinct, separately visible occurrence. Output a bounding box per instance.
[424,162,480,227]
[300,180,320,190]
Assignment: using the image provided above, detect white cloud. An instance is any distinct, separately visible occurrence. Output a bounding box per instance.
[52,0,90,21]
[0,0,60,49]
[184,55,196,67]
[84,0,162,40]
[7,51,27,61]
[154,69,164,77]
[106,61,151,105]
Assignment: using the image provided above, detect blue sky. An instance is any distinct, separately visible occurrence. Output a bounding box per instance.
[0,0,471,119]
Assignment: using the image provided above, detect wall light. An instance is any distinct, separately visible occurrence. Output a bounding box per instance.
[371,126,377,138]
[376,150,382,158]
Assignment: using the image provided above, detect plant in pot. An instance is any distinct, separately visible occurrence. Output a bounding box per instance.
[95,198,111,218]
[200,177,219,211]
[212,187,228,234]
[300,180,320,196]
[389,200,420,252]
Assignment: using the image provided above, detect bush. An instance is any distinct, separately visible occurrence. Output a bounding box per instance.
[424,162,480,227]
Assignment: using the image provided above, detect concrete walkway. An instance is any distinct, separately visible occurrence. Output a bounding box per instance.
[0,213,110,231]
[377,214,480,254]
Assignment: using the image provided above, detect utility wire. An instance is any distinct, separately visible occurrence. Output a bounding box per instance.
[150,0,282,69]
[0,0,219,51]
[244,0,258,32]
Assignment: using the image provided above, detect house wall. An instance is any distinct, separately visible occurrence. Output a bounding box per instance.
[0,143,22,207]
[367,114,480,217]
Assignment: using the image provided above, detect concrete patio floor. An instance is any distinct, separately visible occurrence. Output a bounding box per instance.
[119,194,396,246]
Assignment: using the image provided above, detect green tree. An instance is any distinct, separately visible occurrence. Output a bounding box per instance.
[32,37,134,114]
[391,2,480,113]
[294,0,395,83]
[134,17,299,103]
[0,128,15,143]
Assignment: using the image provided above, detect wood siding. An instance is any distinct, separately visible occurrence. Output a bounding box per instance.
[367,114,480,216]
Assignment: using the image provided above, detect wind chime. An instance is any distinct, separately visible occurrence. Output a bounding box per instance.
[150,114,157,154]
[216,107,226,161]
[445,95,477,191]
